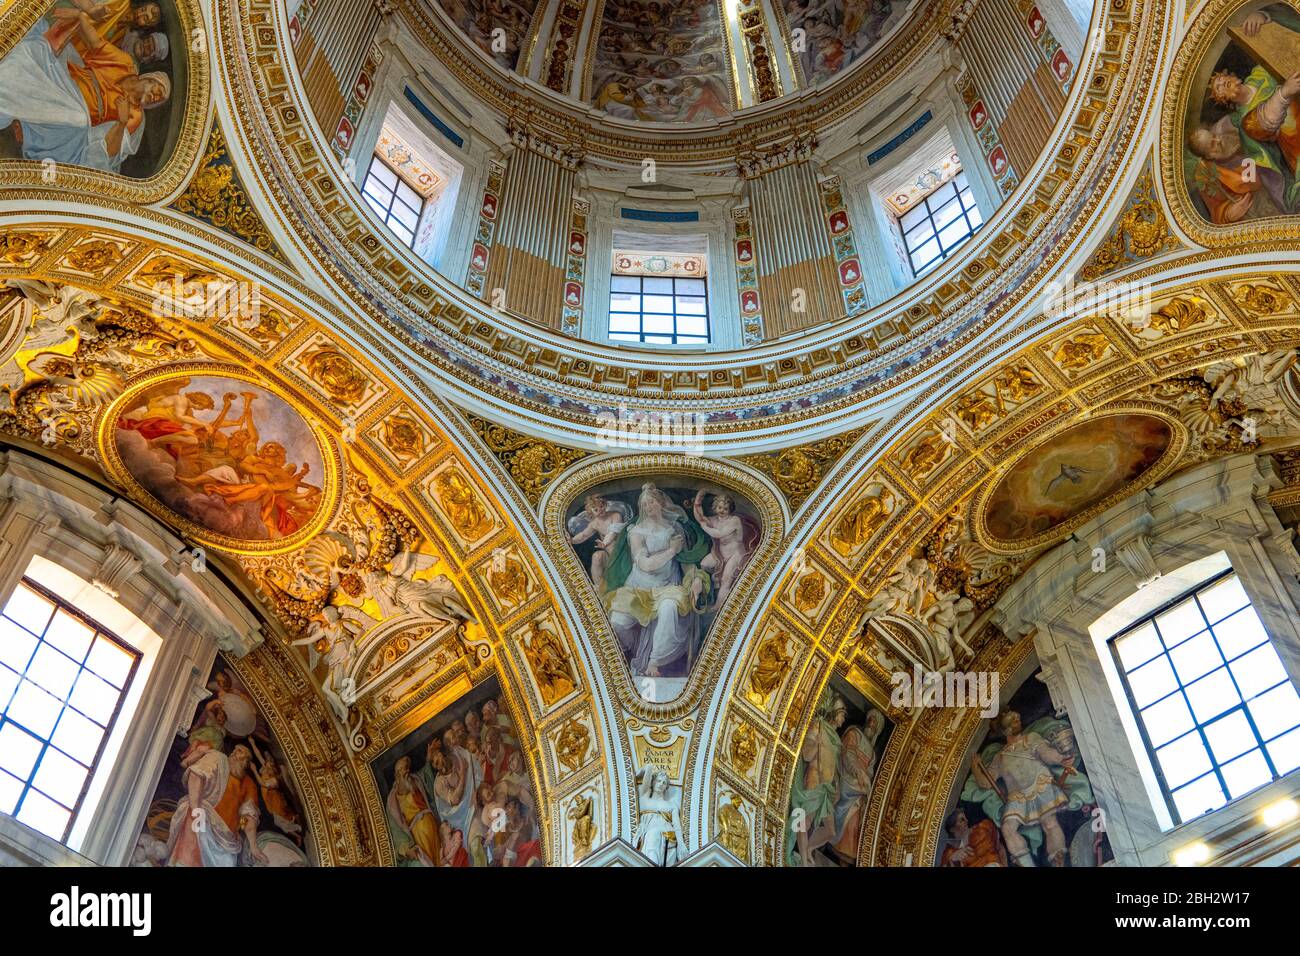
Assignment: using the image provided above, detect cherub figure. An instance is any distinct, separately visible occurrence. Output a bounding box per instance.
[693,490,757,610]
[566,493,631,591]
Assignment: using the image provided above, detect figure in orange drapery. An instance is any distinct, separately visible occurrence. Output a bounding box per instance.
[941,809,1006,867]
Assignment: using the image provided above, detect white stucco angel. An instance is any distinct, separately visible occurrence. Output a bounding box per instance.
[921,589,975,669]
[364,550,478,629]
[634,768,683,866]
[865,557,933,619]
[0,280,105,410]
[290,604,374,722]
[1204,350,1300,437]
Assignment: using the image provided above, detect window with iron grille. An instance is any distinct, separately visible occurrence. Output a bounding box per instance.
[608,274,710,346]
[361,155,425,249]
[897,173,983,277]
[1108,569,1300,825]
[0,579,140,843]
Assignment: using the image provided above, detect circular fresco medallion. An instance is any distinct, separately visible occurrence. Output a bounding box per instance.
[979,414,1176,548]
[98,367,339,554]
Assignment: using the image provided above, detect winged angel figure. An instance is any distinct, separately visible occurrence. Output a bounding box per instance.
[263,494,478,721]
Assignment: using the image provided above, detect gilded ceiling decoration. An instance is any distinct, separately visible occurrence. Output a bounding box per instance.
[466,412,590,507]
[170,124,287,261]
[220,0,1151,446]
[1163,0,1300,246]
[3,0,1299,874]
[1078,159,1183,281]
[715,266,1300,866]
[0,224,615,866]
[738,424,871,511]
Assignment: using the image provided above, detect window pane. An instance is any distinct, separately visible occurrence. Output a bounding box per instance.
[0,770,22,815]
[676,315,709,337]
[1230,644,1288,700]
[643,277,673,294]
[643,314,675,335]
[642,295,674,314]
[904,221,935,246]
[44,611,94,662]
[0,617,38,673]
[51,707,103,766]
[4,585,53,636]
[610,292,640,312]
[676,278,705,295]
[1156,599,1205,648]
[965,206,984,229]
[1171,773,1227,821]
[389,225,415,248]
[32,746,86,808]
[1156,731,1212,788]
[1248,683,1300,740]
[69,670,118,725]
[363,194,390,219]
[0,721,42,778]
[0,664,17,710]
[643,334,674,344]
[389,201,420,230]
[1198,575,1249,624]
[610,275,640,292]
[1141,692,1194,748]
[1115,622,1162,670]
[367,159,397,187]
[1220,749,1272,799]
[1202,710,1256,764]
[1184,668,1241,723]
[85,638,133,689]
[931,196,964,230]
[675,296,707,315]
[937,219,972,251]
[8,680,62,737]
[1168,631,1221,685]
[1213,608,1269,661]
[608,332,640,342]
[910,239,940,270]
[1127,655,1178,708]
[1266,726,1300,775]
[395,179,421,207]
[608,313,640,332]
[899,204,929,232]
[15,788,69,841]
[26,644,79,699]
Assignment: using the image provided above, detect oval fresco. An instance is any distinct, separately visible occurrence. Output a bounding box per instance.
[565,475,762,703]
[981,414,1174,545]
[102,370,335,553]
